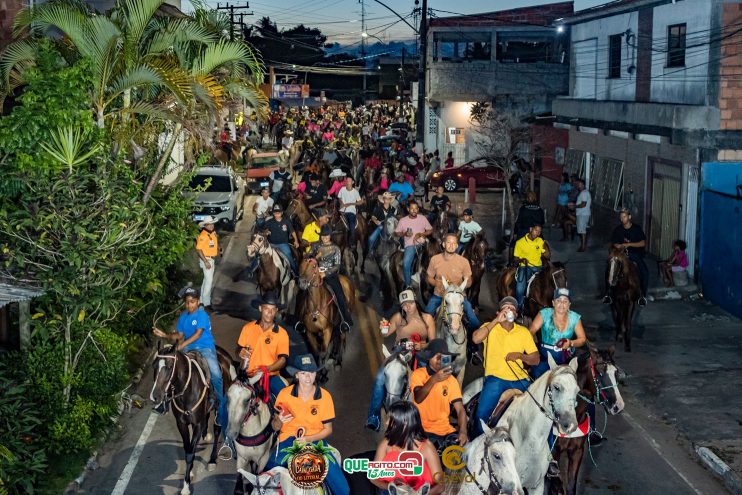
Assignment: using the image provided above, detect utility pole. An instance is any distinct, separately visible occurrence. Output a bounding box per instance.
[360,0,367,104]
[415,0,428,150]
[399,47,405,117]
[216,3,252,41]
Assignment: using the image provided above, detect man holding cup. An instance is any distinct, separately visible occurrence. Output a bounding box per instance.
[471,296,539,437]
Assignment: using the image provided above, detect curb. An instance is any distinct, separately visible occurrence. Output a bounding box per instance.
[695,446,742,495]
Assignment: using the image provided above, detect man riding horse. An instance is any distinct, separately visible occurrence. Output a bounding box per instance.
[308,224,354,331]
[513,223,546,311]
[261,204,299,275]
[395,201,433,290]
[603,208,649,307]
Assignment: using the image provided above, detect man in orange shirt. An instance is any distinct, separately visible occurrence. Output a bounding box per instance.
[196,216,221,310]
[410,339,468,448]
[236,293,290,398]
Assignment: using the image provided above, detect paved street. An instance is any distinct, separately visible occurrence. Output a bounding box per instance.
[80,192,733,495]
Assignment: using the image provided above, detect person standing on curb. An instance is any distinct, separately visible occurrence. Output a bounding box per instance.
[196,216,221,311]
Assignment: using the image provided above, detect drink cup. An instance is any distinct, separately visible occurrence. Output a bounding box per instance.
[380,319,390,335]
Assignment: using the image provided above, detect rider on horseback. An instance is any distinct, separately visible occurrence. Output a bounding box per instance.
[395,201,433,290]
[300,208,331,252]
[457,208,482,254]
[268,157,291,203]
[513,223,546,310]
[263,204,299,275]
[308,224,354,332]
[603,208,649,307]
[152,287,228,428]
[368,191,398,253]
[305,173,328,210]
[427,186,451,227]
[337,176,363,248]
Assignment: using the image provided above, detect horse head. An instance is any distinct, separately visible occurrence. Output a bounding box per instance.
[383,352,410,410]
[546,354,581,435]
[150,344,179,406]
[298,257,320,290]
[237,468,281,494]
[382,216,399,240]
[441,276,467,335]
[549,261,568,290]
[388,481,431,495]
[226,371,266,442]
[247,232,269,259]
[607,247,628,287]
[476,424,524,495]
[589,345,625,415]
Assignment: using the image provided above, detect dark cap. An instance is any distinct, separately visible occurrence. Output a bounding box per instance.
[286,353,320,375]
[250,291,284,310]
[320,224,332,236]
[463,208,473,216]
[418,338,458,361]
[272,204,284,212]
[553,288,571,300]
[499,296,518,310]
[179,286,200,299]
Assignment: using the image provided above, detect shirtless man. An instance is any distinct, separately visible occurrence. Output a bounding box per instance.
[365,290,434,432]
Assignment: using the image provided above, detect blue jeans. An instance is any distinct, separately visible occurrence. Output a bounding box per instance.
[424,295,481,330]
[628,253,649,297]
[474,375,528,437]
[186,346,228,428]
[368,225,382,252]
[515,266,542,309]
[456,242,468,254]
[402,246,418,287]
[268,375,286,399]
[530,344,574,380]
[344,212,357,246]
[265,437,350,495]
[271,242,297,274]
[255,217,266,230]
[367,366,386,423]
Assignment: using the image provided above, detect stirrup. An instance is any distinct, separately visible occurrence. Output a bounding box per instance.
[340,321,351,333]
[602,295,612,304]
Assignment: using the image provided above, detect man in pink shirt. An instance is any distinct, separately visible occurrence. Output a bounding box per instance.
[395,201,433,289]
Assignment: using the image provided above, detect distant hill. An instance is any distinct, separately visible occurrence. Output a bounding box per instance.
[324,40,418,58]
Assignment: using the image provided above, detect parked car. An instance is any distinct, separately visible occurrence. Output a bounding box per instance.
[429,157,506,192]
[188,166,245,231]
[245,152,280,194]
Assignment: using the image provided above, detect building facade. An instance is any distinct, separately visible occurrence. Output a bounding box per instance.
[551,0,742,276]
[423,2,573,168]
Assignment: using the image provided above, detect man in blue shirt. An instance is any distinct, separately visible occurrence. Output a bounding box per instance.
[153,287,228,428]
[388,173,414,204]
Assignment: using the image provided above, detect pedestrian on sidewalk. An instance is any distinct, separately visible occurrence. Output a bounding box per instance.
[604,208,649,306]
[196,216,221,310]
[574,179,591,252]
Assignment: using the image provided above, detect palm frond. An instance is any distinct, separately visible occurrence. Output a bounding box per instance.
[107,65,163,102]
[0,40,36,98]
[148,58,193,104]
[19,4,92,56]
[223,80,268,118]
[191,41,248,77]
[122,0,165,55]
[241,40,265,82]
[147,19,217,54]
[114,100,184,124]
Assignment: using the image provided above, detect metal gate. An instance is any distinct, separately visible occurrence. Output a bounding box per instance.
[648,158,682,258]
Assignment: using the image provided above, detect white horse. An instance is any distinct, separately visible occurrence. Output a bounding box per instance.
[448,425,523,495]
[497,355,580,495]
[380,344,414,412]
[238,467,322,495]
[245,232,295,314]
[390,481,431,495]
[435,276,468,387]
[226,371,275,493]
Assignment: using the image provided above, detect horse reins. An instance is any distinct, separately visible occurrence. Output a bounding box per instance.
[463,436,511,494]
[154,351,209,415]
[440,292,467,345]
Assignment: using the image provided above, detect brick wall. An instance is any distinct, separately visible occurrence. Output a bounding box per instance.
[0,0,25,47]
[720,3,742,130]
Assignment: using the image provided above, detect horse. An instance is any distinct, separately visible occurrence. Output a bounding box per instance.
[522,261,568,320]
[431,208,456,242]
[387,239,441,301]
[446,425,523,495]
[434,277,468,387]
[391,482,432,495]
[214,141,243,165]
[495,243,553,300]
[285,198,313,234]
[297,258,356,376]
[227,371,276,495]
[461,232,488,309]
[607,247,641,352]
[380,344,414,420]
[462,355,580,495]
[245,232,295,314]
[150,344,236,495]
[549,345,625,495]
[375,216,401,309]
[238,467,322,495]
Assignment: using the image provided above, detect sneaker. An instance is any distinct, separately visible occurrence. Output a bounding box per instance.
[602,295,612,304]
[365,415,381,432]
[340,321,352,333]
[638,296,647,307]
[469,350,483,367]
[588,431,604,447]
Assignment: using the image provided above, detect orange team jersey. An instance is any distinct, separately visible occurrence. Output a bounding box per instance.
[409,367,462,436]
[196,230,218,257]
[237,321,289,376]
[275,384,335,442]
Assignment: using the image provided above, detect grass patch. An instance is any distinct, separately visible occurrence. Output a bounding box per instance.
[38,450,90,495]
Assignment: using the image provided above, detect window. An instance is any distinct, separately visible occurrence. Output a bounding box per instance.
[608,34,622,78]
[433,32,491,62]
[591,157,624,211]
[667,23,686,67]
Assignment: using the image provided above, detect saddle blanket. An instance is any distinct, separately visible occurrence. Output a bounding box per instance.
[553,416,590,438]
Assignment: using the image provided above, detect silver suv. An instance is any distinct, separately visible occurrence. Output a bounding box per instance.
[188,166,245,231]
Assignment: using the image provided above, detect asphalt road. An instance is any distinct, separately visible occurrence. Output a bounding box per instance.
[80,193,729,495]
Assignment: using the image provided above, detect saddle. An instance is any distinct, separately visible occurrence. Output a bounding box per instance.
[490,389,524,427]
[185,351,212,387]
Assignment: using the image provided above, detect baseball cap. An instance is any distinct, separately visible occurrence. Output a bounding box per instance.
[418,338,458,361]
[320,224,332,236]
[553,288,571,300]
[272,204,283,212]
[398,289,416,304]
[463,208,473,216]
[499,296,518,310]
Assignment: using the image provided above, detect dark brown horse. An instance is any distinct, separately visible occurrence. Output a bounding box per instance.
[606,247,641,351]
[285,197,312,234]
[522,261,568,320]
[296,258,356,377]
[548,345,625,495]
[495,243,553,299]
[431,207,456,242]
[150,344,235,495]
[462,232,488,309]
[245,232,296,314]
[387,239,442,303]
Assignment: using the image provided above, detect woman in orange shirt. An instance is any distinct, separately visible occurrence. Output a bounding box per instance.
[371,401,444,495]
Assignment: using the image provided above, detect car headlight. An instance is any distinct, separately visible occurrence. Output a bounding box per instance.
[432,172,440,178]
[220,206,231,212]
[247,177,256,183]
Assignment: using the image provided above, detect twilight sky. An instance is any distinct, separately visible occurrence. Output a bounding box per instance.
[192,0,609,43]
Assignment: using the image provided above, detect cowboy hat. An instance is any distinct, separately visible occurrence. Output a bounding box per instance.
[381,191,394,200]
[198,216,218,228]
[286,353,320,375]
[320,224,332,236]
[329,168,346,178]
[250,292,285,310]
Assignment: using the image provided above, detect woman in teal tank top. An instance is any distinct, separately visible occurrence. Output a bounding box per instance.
[528,288,587,378]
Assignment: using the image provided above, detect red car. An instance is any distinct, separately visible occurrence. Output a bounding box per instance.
[429,157,506,192]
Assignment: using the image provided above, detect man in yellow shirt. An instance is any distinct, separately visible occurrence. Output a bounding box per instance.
[236,293,290,398]
[513,223,546,309]
[196,216,221,310]
[301,209,330,252]
[471,296,538,437]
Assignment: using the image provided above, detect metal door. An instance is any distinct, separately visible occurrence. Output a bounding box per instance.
[648,159,682,257]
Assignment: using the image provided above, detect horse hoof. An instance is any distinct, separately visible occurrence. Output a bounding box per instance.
[181,483,191,495]
[204,432,213,443]
[207,462,217,472]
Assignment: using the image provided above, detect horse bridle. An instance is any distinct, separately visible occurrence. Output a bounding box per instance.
[251,473,281,495]
[440,291,466,345]
[236,380,262,425]
[152,352,179,406]
[299,257,322,288]
[580,354,620,410]
[247,235,267,258]
[463,435,513,494]
[608,256,625,287]
[507,360,577,424]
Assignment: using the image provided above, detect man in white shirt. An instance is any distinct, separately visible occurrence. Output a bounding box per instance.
[575,178,591,252]
[253,187,274,230]
[457,208,483,253]
[281,130,294,150]
[337,176,363,247]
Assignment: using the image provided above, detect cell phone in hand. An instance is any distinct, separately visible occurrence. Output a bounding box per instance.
[441,354,452,368]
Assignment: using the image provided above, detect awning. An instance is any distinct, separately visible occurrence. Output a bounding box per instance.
[0,282,44,309]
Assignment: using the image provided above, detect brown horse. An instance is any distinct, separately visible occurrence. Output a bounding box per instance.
[285,197,312,234]
[387,239,442,302]
[462,232,489,309]
[296,258,356,376]
[431,207,455,242]
[606,247,641,352]
[214,141,243,165]
[522,261,568,320]
[245,232,296,313]
[150,344,235,495]
[494,243,555,304]
[548,345,625,495]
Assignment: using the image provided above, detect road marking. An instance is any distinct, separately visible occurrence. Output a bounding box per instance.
[111,411,159,495]
[622,411,705,495]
